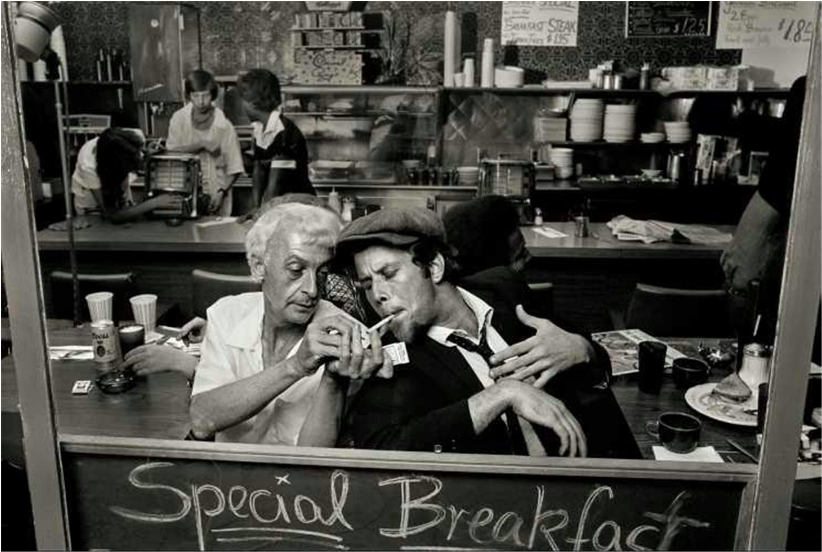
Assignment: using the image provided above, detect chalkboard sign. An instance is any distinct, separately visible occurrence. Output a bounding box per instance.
[62,438,754,551]
[625,2,712,38]
[716,2,816,49]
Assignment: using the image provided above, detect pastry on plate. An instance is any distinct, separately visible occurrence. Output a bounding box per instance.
[712,372,752,403]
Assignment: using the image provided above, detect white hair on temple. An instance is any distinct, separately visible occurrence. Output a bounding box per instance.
[245,202,343,281]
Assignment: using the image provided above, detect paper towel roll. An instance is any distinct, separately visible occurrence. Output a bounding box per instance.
[33,60,47,81]
[443,11,457,87]
[481,38,494,88]
[49,25,68,80]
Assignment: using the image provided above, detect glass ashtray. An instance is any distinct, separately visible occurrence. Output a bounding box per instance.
[96,369,136,394]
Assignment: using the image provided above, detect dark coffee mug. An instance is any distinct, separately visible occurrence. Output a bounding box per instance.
[638,341,667,394]
[672,357,710,389]
[646,411,702,454]
[119,324,145,357]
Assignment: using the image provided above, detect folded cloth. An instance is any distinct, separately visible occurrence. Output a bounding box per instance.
[607,215,733,245]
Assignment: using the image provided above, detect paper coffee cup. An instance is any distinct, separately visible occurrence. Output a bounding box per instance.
[129,294,157,334]
[86,292,113,322]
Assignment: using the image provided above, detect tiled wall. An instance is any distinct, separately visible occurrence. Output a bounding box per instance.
[52,1,741,84]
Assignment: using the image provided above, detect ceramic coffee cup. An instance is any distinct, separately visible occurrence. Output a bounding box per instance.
[646,411,702,454]
[672,357,710,389]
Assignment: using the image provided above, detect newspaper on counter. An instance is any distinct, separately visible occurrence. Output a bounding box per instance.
[592,329,687,376]
[606,215,733,245]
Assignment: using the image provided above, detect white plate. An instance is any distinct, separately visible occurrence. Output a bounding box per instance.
[684,383,758,427]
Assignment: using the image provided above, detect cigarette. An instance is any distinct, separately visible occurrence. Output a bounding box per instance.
[367,314,396,334]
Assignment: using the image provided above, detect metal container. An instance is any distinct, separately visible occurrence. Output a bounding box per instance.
[91,320,119,371]
[478,158,534,198]
[667,152,684,183]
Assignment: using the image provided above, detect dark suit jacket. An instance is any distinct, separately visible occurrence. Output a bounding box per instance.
[346,274,640,458]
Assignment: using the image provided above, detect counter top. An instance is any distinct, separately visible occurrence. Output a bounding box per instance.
[37,218,734,259]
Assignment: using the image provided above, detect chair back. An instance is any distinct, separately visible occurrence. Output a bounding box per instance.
[527,282,554,319]
[50,271,136,323]
[625,283,732,337]
[191,269,260,318]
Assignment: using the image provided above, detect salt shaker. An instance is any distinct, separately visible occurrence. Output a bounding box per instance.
[739,343,771,402]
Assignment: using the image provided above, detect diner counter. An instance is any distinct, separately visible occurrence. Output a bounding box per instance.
[36,218,734,260]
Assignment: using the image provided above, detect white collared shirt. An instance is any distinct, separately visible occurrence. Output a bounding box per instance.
[427,287,546,456]
[251,109,286,150]
[191,292,324,445]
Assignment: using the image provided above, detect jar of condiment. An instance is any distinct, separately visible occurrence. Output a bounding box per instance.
[739,343,771,401]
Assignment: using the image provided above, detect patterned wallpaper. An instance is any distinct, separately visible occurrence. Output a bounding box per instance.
[52,1,741,84]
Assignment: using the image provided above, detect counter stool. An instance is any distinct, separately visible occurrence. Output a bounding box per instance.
[611,283,732,337]
[49,271,136,324]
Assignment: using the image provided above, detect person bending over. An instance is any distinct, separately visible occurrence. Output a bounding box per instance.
[167,69,244,216]
[188,202,391,443]
[72,127,179,223]
[237,69,313,208]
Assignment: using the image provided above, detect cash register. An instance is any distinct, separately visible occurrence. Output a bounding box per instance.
[144,153,205,219]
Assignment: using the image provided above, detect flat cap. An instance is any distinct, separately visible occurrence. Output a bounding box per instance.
[336,207,446,253]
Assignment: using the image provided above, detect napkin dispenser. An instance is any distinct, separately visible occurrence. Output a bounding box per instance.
[144,153,204,219]
[478,157,535,224]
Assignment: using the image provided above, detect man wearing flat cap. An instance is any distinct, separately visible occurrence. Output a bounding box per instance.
[305,207,633,458]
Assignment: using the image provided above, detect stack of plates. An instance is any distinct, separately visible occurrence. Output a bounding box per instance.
[640,132,665,143]
[569,99,603,142]
[603,104,636,143]
[548,147,574,179]
[664,122,692,144]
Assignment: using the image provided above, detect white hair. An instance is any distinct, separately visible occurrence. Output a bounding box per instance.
[245,203,342,281]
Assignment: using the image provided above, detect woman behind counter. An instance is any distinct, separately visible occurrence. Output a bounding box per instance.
[166,69,245,216]
[71,127,178,223]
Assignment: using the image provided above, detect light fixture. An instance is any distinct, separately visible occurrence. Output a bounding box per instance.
[14,2,59,62]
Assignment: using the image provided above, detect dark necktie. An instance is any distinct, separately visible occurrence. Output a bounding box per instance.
[446,331,529,455]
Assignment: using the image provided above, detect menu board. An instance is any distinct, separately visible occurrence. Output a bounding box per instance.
[717,2,816,49]
[293,50,362,85]
[625,1,712,38]
[501,1,579,47]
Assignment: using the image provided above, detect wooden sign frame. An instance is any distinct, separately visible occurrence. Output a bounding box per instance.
[1,4,819,551]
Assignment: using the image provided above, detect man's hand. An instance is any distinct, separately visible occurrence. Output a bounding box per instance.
[177,317,207,344]
[489,305,593,388]
[120,344,198,379]
[326,324,394,380]
[208,192,225,214]
[502,380,587,457]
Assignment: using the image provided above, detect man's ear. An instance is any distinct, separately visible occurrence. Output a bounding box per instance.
[250,257,266,282]
[429,252,445,284]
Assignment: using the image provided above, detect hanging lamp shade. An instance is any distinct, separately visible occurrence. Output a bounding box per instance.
[14,2,60,62]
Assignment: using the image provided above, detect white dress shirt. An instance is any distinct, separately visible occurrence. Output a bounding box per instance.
[251,109,286,150]
[191,292,324,445]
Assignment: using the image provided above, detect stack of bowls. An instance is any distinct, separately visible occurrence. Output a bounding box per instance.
[569,99,604,142]
[640,132,665,144]
[603,104,636,143]
[548,148,574,179]
[664,122,692,144]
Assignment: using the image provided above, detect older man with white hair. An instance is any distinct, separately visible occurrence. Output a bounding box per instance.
[189,201,392,443]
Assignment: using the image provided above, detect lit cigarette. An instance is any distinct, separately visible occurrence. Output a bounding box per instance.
[367,314,396,334]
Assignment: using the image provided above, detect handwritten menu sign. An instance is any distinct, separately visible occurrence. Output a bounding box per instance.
[501,1,579,47]
[294,50,362,85]
[63,446,750,550]
[625,1,712,38]
[717,2,816,49]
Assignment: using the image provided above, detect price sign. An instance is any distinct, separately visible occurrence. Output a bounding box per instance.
[625,2,712,38]
[501,1,579,47]
[717,1,816,49]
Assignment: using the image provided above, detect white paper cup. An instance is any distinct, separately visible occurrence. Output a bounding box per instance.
[130,294,157,334]
[86,292,113,322]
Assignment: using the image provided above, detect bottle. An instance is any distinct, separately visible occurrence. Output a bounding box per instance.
[327,188,341,214]
[640,63,650,90]
[534,207,543,226]
[481,39,495,88]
